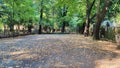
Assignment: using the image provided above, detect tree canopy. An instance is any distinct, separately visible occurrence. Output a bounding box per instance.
[0,0,119,39]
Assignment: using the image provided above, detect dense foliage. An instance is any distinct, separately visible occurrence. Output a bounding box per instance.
[0,0,119,39]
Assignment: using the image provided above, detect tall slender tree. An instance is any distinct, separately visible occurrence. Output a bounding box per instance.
[61,5,67,33]
[84,0,96,36]
[38,0,43,34]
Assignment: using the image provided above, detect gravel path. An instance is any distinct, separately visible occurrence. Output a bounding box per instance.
[0,34,119,68]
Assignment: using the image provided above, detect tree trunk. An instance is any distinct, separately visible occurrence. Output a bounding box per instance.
[28,24,32,34]
[39,0,43,34]
[61,5,67,33]
[61,21,66,33]
[84,12,90,36]
[39,25,42,34]
[93,14,101,40]
[28,19,32,33]
[84,0,96,36]
[93,0,111,40]
[10,25,14,32]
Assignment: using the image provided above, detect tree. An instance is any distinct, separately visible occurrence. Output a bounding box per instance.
[38,0,43,34]
[61,5,67,33]
[55,0,79,33]
[2,0,37,34]
[84,0,96,36]
[93,0,111,40]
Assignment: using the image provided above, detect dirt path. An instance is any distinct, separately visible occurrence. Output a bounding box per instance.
[0,34,120,68]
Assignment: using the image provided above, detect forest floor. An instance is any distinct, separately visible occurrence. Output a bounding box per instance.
[0,34,120,68]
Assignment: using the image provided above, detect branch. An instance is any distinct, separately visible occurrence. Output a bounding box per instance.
[89,0,96,14]
[100,0,111,19]
[90,13,96,23]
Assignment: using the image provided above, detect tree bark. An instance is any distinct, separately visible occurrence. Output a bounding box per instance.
[61,21,66,33]
[84,0,96,36]
[61,5,67,33]
[39,0,43,34]
[28,19,32,33]
[9,22,14,33]
[93,0,111,40]
[39,24,42,34]
[90,13,96,23]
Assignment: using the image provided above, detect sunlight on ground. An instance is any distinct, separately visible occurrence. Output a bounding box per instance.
[53,62,83,68]
[14,53,39,60]
[9,51,26,55]
[1,34,120,68]
[96,40,120,55]
[9,50,39,60]
[95,40,120,68]
[53,62,67,68]
[95,57,120,68]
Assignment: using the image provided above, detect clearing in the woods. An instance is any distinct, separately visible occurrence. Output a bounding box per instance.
[0,34,120,68]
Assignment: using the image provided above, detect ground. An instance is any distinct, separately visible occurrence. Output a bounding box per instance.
[0,34,120,68]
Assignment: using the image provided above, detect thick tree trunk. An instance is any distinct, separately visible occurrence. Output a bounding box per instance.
[93,14,102,40]
[93,0,111,40]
